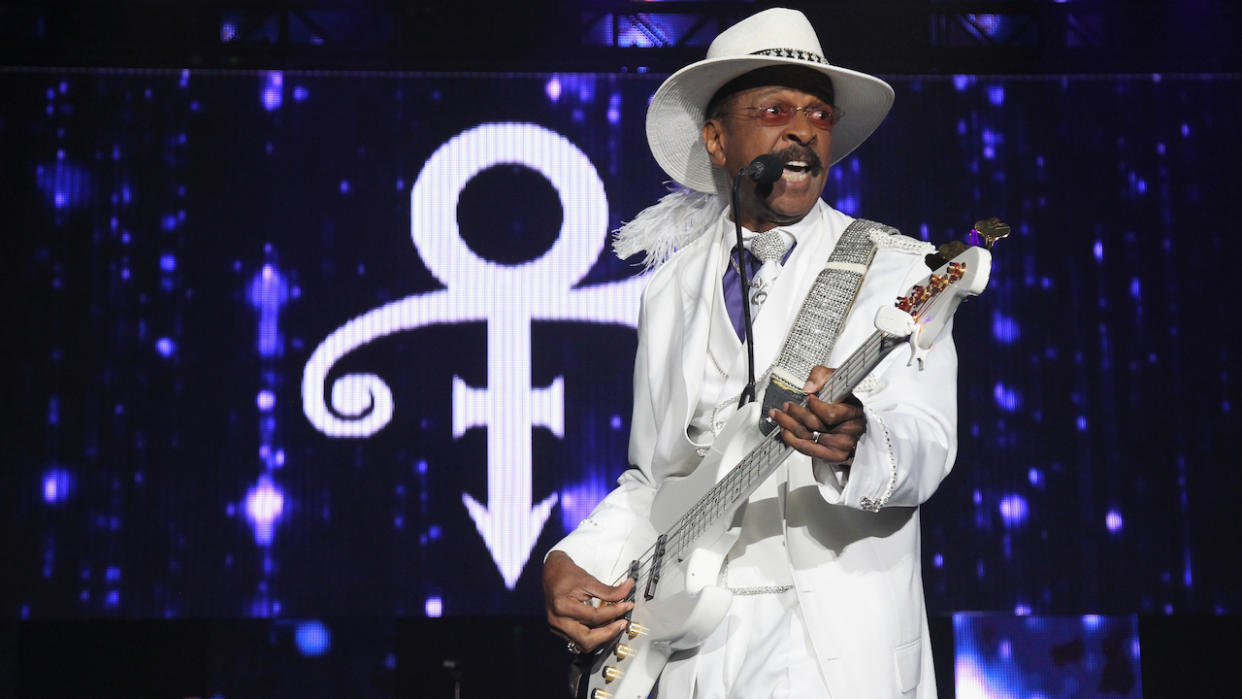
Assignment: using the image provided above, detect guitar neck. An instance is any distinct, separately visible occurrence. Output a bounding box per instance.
[816,330,900,403]
[662,330,900,562]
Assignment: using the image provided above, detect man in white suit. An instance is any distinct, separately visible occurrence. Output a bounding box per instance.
[545,8,956,698]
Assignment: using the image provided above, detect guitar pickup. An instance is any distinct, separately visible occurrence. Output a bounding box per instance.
[643,535,666,601]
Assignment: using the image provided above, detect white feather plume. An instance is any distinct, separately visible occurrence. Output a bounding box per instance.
[612,187,725,270]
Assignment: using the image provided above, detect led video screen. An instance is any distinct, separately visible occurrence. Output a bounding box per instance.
[5,68,1239,621]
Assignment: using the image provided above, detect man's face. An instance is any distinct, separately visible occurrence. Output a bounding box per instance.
[702,84,836,232]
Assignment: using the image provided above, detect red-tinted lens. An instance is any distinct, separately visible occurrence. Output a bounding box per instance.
[748,104,838,130]
[754,104,792,125]
[805,108,834,129]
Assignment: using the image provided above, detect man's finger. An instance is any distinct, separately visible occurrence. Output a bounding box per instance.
[828,417,866,439]
[769,403,825,436]
[804,395,864,427]
[802,365,835,393]
[552,597,634,627]
[574,618,632,653]
[782,428,857,463]
[550,612,630,652]
[544,552,635,605]
[810,431,858,455]
[768,403,860,461]
[582,576,635,604]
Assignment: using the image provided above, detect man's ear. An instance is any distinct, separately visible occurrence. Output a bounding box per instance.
[701,120,728,168]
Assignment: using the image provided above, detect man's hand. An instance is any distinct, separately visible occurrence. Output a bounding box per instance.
[543,551,635,653]
[768,366,866,463]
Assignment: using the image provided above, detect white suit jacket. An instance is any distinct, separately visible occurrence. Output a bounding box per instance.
[553,201,957,698]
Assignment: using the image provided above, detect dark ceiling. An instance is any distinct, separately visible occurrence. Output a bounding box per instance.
[2,0,1239,74]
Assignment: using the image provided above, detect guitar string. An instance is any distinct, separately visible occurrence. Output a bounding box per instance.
[647,276,946,570]
[662,332,884,564]
[606,331,890,590]
[655,276,949,561]
[592,267,963,650]
[613,331,889,588]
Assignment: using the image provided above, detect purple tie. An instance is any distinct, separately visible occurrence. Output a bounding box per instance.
[722,233,794,340]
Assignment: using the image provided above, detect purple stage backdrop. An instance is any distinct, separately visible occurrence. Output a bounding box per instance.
[3,68,1239,623]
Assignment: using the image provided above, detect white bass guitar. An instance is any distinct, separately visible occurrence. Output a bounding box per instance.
[569,224,1004,699]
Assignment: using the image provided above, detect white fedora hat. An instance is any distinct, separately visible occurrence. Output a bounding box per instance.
[646,7,895,193]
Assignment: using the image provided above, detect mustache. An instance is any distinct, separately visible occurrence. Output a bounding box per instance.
[773,145,823,174]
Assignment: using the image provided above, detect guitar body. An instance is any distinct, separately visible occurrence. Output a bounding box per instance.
[576,402,769,699]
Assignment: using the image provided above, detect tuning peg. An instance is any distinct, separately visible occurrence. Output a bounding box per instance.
[615,643,633,660]
[626,621,648,638]
[972,217,1010,249]
[590,690,612,699]
[603,665,624,682]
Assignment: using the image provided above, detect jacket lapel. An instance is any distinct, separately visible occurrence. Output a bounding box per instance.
[669,222,729,446]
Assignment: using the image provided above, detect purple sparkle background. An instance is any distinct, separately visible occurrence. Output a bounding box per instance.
[2,68,1239,623]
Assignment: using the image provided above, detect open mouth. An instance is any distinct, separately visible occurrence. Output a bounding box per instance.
[782,160,812,182]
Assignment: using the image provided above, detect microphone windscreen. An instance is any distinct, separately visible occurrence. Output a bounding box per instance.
[748,154,785,184]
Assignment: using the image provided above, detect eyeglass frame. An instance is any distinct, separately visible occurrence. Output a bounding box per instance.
[734,102,844,130]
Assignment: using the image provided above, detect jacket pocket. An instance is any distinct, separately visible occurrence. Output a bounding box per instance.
[892,637,922,694]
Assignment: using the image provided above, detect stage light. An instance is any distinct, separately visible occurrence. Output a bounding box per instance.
[295,620,332,656]
[245,476,285,545]
[42,468,72,504]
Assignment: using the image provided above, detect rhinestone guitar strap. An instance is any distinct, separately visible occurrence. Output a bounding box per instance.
[757,218,898,430]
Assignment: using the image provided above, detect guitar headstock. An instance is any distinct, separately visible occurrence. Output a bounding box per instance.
[873,227,999,368]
